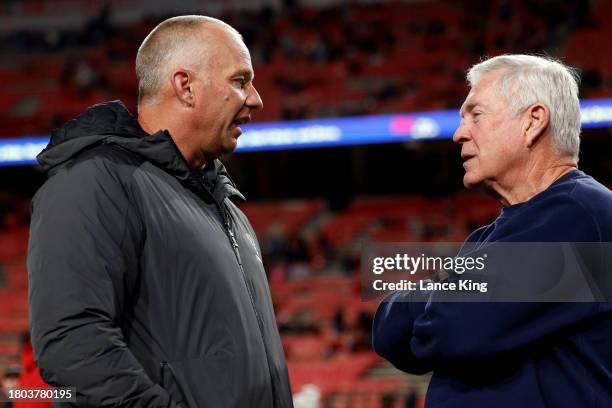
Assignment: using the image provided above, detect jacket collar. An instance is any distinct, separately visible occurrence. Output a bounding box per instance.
[38,100,245,203]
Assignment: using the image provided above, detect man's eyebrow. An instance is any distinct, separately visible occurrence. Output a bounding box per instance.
[460,102,476,117]
[232,69,254,81]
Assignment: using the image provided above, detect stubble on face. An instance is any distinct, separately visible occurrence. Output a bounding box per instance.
[190,27,256,162]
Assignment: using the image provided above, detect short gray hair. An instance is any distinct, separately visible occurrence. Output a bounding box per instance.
[135,15,241,106]
[467,54,581,161]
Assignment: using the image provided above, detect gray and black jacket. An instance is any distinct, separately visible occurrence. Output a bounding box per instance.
[27,101,293,407]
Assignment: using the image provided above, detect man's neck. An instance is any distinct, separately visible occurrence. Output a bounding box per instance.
[487,162,577,206]
[138,104,206,169]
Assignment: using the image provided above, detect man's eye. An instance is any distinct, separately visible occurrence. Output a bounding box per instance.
[234,78,246,88]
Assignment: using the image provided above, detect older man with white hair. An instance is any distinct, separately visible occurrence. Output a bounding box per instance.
[373,55,612,407]
[28,16,293,407]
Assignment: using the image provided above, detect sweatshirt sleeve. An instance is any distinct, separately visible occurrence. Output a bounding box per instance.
[372,290,432,374]
[27,155,176,407]
[374,288,610,374]
[410,301,609,368]
[373,198,612,373]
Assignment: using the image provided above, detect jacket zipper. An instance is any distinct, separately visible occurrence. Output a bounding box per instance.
[162,131,276,399]
[215,203,263,331]
[226,220,242,266]
[214,201,277,399]
[155,132,279,403]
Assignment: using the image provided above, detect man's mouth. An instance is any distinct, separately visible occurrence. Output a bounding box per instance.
[461,154,475,166]
[233,116,250,127]
[231,116,250,137]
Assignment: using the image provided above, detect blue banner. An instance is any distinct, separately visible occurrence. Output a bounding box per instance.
[2,98,612,166]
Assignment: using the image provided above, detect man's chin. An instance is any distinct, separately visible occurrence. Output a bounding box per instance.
[221,140,238,155]
[230,124,243,138]
[464,176,499,199]
[463,174,482,190]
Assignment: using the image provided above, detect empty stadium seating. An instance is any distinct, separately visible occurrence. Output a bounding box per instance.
[0,1,609,138]
[0,191,497,405]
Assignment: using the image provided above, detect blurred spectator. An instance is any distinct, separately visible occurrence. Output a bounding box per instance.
[263,219,289,265]
[61,59,106,97]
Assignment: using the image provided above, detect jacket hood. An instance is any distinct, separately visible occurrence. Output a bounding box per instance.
[38,100,244,203]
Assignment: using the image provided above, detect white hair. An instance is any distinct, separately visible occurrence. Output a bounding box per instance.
[135,15,242,106]
[467,54,581,162]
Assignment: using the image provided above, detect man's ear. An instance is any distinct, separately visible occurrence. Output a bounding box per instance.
[523,103,550,148]
[171,69,194,107]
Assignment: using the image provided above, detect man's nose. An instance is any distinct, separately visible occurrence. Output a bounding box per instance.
[453,121,470,144]
[246,85,263,111]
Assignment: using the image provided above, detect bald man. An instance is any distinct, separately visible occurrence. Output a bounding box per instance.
[28,16,293,407]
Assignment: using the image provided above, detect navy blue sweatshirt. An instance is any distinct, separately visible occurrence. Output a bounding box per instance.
[372,171,612,407]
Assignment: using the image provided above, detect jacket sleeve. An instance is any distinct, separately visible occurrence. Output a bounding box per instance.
[27,156,176,407]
